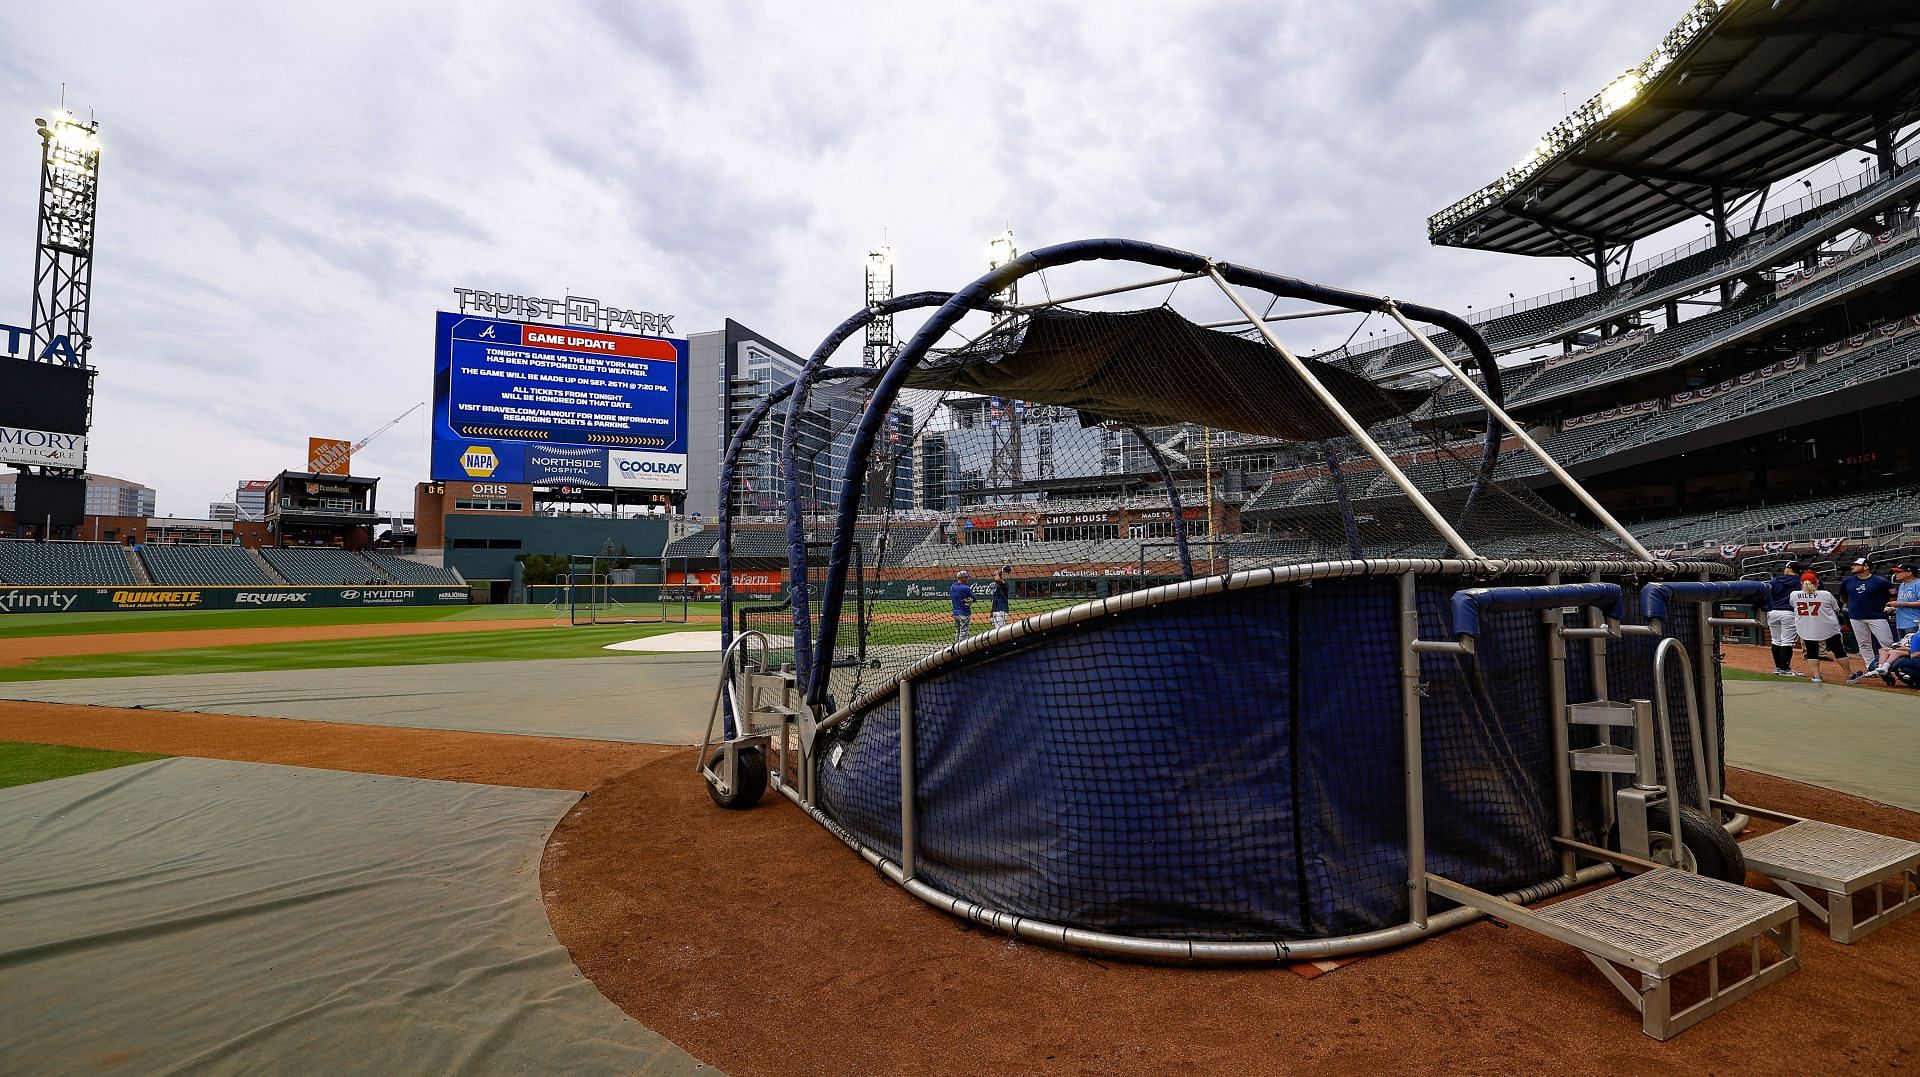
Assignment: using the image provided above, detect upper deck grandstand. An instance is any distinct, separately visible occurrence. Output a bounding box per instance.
[1255,0,1920,556]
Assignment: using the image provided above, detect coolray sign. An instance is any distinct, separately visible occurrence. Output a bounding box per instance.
[0,424,85,467]
[607,449,687,490]
[451,289,674,336]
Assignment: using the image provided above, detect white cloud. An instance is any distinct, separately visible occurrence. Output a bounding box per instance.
[1,0,1691,514]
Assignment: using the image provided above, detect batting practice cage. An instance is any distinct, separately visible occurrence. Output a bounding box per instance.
[689,239,1920,1034]
[567,554,690,625]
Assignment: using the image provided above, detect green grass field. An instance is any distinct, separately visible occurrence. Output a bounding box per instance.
[0,596,1086,683]
[0,622,706,682]
[0,602,725,639]
[0,741,169,789]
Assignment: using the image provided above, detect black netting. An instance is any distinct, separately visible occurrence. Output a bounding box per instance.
[770,303,1634,707]
[811,570,1729,941]
[726,280,1729,946]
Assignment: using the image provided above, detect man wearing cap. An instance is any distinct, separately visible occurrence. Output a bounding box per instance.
[950,569,975,643]
[990,566,1012,630]
[1886,564,1920,652]
[1840,558,1896,681]
[1763,561,1805,676]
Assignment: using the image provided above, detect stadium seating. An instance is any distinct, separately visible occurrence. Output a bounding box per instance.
[138,543,279,586]
[664,530,719,559]
[1348,158,1920,382]
[0,540,139,586]
[260,546,388,585]
[1625,484,1920,549]
[358,552,463,585]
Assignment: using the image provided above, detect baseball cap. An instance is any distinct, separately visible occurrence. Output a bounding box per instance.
[1853,557,1872,567]
[1800,571,1819,582]
[956,569,970,577]
[1897,564,1919,575]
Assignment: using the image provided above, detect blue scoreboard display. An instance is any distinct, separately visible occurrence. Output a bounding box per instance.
[430,312,690,488]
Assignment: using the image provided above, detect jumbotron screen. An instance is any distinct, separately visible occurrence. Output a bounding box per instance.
[0,355,89,433]
[429,312,689,488]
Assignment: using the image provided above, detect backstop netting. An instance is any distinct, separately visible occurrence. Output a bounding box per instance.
[803,303,1630,711]
[567,554,690,625]
[717,249,1721,951]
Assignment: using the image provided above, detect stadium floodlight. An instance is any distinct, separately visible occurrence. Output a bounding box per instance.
[1599,72,1643,116]
[986,229,1017,270]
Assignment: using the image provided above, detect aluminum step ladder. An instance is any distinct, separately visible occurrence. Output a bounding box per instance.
[1427,868,1798,1041]
[1411,581,1802,1041]
[1734,811,1920,944]
[1638,579,1920,945]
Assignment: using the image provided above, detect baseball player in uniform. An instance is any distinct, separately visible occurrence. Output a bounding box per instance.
[1764,562,1804,676]
[990,566,1011,630]
[950,569,975,643]
[1791,571,1856,684]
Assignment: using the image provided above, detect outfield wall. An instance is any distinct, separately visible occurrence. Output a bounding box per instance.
[0,585,473,615]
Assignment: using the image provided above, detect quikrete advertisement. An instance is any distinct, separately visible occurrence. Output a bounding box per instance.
[0,586,471,615]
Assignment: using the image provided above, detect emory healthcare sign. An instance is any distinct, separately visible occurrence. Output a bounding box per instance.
[0,424,85,467]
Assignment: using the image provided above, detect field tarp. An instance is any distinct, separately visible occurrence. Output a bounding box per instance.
[0,757,707,1074]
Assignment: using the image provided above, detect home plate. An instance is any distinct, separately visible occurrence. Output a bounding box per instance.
[603,631,726,653]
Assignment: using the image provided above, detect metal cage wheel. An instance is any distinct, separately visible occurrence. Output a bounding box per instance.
[1616,804,1746,884]
[706,746,768,810]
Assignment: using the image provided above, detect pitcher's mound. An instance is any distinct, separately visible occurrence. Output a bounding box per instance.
[602,631,725,653]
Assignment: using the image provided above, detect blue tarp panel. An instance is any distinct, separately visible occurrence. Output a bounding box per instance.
[815,575,1718,940]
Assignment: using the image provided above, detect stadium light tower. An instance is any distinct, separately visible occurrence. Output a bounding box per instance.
[863,246,894,369]
[30,106,101,479]
[986,229,1019,313]
[984,230,1022,491]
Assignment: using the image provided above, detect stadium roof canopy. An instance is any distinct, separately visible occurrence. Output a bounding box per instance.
[1428,0,1920,258]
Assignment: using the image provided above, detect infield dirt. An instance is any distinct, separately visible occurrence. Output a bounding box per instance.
[545,755,1920,1077]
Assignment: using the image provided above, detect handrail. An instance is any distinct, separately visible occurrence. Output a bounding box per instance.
[1651,636,1714,823]
[699,630,770,756]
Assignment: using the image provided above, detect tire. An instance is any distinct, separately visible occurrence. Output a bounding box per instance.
[705,746,767,810]
[1619,803,1745,884]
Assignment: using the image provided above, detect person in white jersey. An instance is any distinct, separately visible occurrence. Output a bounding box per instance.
[1791,571,1857,684]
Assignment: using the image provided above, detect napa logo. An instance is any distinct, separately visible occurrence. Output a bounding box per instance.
[461,445,498,478]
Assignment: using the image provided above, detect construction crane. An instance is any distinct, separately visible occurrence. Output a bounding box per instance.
[308,401,425,476]
[353,401,425,456]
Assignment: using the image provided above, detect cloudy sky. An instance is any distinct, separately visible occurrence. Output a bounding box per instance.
[2,1,1740,515]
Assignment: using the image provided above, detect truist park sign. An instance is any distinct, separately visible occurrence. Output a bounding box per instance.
[451,288,675,337]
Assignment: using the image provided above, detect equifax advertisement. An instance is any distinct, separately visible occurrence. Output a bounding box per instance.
[431,312,688,488]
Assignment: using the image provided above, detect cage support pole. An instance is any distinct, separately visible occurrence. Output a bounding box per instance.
[1398,570,1429,927]
[1382,302,1655,560]
[898,676,916,881]
[1207,267,1479,558]
[1545,569,1577,879]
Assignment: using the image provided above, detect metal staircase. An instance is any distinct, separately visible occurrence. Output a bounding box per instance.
[1414,580,1802,1040]
[1734,812,1920,943]
[1427,868,1798,1041]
